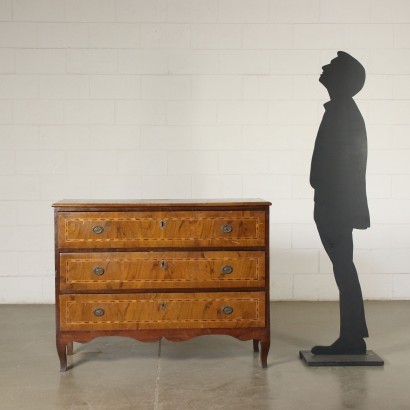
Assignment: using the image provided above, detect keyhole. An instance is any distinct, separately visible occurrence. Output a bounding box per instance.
[160,302,167,311]
[159,220,166,229]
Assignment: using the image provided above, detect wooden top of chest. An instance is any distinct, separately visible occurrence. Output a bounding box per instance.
[52,199,272,210]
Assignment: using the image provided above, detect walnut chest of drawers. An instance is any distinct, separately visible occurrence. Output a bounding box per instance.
[53,199,271,371]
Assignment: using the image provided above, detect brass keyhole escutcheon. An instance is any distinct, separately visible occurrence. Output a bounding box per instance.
[222,306,233,315]
[92,225,104,234]
[221,224,233,234]
[159,220,166,229]
[93,308,105,317]
[160,260,167,270]
[221,265,233,274]
[160,302,167,311]
[93,267,105,276]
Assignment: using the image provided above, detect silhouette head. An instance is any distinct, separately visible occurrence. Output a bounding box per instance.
[320,51,365,99]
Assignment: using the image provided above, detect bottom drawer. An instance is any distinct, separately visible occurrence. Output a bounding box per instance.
[59,292,265,331]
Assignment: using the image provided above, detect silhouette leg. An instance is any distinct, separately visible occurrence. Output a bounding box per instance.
[253,339,259,352]
[318,226,368,339]
[67,341,74,355]
[312,223,368,354]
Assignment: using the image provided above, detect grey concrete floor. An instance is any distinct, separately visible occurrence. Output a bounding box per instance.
[0,302,409,410]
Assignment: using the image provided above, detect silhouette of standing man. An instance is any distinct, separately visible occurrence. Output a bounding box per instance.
[310,51,370,355]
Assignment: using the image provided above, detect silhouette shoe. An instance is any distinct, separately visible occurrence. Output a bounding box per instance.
[311,337,366,355]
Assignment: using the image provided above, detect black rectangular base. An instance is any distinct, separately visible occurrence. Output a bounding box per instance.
[299,350,384,366]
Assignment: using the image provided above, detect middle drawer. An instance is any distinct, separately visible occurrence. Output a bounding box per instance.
[60,251,265,291]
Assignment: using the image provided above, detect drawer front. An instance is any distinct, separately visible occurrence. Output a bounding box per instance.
[57,210,266,249]
[59,292,265,331]
[60,251,266,291]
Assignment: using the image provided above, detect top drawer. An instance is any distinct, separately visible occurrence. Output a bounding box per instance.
[57,210,266,249]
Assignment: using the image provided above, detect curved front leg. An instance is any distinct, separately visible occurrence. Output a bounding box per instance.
[56,340,67,372]
[260,340,270,368]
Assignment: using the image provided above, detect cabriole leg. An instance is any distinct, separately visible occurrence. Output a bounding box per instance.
[260,340,270,368]
[253,339,260,352]
[67,341,74,355]
[57,340,68,372]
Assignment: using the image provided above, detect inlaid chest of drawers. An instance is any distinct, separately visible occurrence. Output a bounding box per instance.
[53,199,271,371]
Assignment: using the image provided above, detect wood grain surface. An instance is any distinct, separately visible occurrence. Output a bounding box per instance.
[55,200,271,371]
[60,251,265,291]
[59,291,265,331]
[57,210,266,248]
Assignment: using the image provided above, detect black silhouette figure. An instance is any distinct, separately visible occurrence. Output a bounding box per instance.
[310,51,370,355]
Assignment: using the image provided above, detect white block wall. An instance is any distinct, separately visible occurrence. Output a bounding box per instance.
[1,0,410,303]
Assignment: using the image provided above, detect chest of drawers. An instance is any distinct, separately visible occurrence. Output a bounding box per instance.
[53,199,271,371]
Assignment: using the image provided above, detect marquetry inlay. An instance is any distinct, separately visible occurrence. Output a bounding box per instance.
[53,199,271,370]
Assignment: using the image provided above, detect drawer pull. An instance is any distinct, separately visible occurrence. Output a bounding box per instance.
[159,220,166,229]
[92,226,104,234]
[222,306,234,315]
[93,267,105,276]
[93,308,105,317]
[221,224,233,233]
[160,260,167,269]
[160,302,167,311]
[221,265,233,275]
